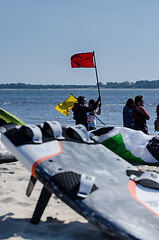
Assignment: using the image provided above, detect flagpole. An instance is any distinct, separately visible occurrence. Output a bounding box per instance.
[93,51,101,99]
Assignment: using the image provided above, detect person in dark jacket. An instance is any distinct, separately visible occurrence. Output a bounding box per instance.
[123,98,134,129]
[154,104,159,132]
[133,95,150,134]
[72,95,101,130]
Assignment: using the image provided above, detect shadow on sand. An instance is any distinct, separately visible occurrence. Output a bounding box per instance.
[0,213,108,240]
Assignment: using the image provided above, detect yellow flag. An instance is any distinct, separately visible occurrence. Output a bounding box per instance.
[55,94,78,116]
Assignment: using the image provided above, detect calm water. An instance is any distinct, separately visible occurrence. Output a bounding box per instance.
[0,89,158,134]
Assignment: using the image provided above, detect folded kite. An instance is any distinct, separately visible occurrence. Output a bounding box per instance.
[0,108,25,125]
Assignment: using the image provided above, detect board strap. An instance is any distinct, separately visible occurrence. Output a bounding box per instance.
[77,174,96,198]
[21,125,42,143]
[127,170,159,190]
[42,121,64,139]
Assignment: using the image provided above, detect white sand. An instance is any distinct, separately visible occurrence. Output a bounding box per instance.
[0,161,107,240]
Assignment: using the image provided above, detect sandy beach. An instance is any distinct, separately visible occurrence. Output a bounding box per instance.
[0,160,107,240]
[1,159,159,240]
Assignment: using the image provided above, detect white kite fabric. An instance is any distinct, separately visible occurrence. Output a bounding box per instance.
[90,127,159,164]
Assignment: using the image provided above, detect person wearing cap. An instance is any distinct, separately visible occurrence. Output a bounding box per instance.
[72,95,101,130]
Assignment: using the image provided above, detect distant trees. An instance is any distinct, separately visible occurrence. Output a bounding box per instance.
[105,80,159,88]
[105,81,133,88]
[0,80,159,89]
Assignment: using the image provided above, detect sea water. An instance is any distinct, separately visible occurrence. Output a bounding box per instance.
[0,88,158,134]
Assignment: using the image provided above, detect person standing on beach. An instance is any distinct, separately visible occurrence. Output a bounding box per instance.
[87,99,101,131]
[72,95,101,130]
[123,98,134,129]
[133,95,150,134]
[154,104,159,132]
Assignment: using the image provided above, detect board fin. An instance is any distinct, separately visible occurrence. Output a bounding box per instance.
[31,186,52,224]
[26,175,37,197]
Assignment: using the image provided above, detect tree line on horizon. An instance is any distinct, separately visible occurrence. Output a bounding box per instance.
[1,80,159,89]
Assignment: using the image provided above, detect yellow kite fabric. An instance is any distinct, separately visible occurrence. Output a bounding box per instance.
[55,94,78,116]
[0,108,26,125]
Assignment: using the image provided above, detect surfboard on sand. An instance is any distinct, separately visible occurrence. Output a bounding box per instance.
[2,121,159,240]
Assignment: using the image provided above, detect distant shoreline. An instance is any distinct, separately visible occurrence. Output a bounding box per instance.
[0,87,159,91]
[1,80,159,89]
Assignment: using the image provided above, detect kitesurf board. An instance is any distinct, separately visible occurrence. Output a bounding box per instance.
[2,122,159,240]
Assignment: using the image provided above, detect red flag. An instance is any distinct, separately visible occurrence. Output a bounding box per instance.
[71,52,95,68]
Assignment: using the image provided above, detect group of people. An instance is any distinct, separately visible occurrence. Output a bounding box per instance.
[72,95,101,131]
[123,95,150,134]
[72,93,159,135]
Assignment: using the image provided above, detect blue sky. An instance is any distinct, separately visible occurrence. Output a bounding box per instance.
[1,0,159,85]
